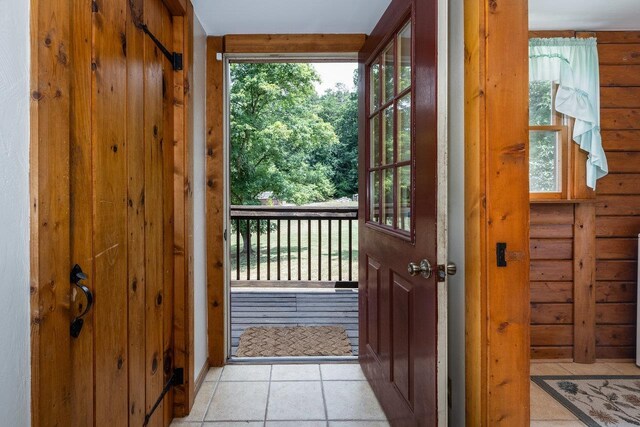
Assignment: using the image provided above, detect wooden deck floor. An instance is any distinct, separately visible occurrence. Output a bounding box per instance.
[231,290,359,356]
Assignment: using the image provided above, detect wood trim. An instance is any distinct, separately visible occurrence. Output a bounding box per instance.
[224,34,367,54]
[173,1,196,417]
[465,0,530,424]
[529,30,577,39]
[163,0,186,16]
[206,36,226,367]
[194,358,210,395]
[30,0,73,424]
[573,204,597,362]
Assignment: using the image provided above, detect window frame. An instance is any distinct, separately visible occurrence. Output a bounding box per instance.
[529,81,592,202]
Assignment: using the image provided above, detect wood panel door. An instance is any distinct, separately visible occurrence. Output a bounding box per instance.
[30,0,178,426]
[358,0,439,425]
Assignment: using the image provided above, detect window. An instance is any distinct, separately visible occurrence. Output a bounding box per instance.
[367,21,413,235]
[529,81,569,199]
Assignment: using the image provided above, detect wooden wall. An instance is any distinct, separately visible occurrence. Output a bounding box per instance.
[30,0,193,425]
[530,31,640,360]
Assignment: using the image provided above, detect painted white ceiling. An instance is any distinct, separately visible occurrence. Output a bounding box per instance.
[530,0,640,30]
[192,0,392,36]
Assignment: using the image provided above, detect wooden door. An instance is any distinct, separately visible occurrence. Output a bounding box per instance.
[358,0,439,425]
[31,0,181,426]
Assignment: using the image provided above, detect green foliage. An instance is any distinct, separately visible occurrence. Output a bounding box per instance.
[229,63,338,206]
[314,75,359,198]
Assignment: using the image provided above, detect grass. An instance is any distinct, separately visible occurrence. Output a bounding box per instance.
[230,218,359,282]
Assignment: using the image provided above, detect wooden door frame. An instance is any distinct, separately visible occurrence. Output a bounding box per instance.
[464,0,531,425]
[29,0,196,424]
[205,33,368,367]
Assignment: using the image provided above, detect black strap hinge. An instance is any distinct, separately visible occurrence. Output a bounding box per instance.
[143,368,184,426]
[140,24,183,71]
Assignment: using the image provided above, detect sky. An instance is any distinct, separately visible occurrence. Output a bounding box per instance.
[311,62,358,94]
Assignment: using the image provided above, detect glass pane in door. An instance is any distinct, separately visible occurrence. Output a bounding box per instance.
[398,23,412,92]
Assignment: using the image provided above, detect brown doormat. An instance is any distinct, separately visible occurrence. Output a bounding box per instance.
[236,326,353,357]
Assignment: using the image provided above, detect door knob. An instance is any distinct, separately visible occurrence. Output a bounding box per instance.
[407,259,433,279]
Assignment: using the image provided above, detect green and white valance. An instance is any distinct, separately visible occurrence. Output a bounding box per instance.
[529,37,607,189]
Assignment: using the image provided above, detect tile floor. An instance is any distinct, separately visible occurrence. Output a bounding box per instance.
[530,360,640,426]
[171,363,389,427]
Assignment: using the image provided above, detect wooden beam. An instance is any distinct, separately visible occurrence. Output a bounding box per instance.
[465,0,530,424]
[206,36,226,367]
[573,204,597,363]
[162,0,186,16]
[224,34,367,54]
[173,1,196,417]
[30,0,72,424]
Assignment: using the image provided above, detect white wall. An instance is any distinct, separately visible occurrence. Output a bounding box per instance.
[447,0,465,424]
[193,13,209,381]
[0,0,31,425]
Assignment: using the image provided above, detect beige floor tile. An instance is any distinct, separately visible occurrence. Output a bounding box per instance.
[530,421,586,427]
[329,422,390,427]
[320,364,366,381]
[202,423,263,427]
[170,422,203,427]
[530,382,577,421]
[219,365,272,382]
[530,363,572,376]
[607,362,640,375]
[266,422,327,427]
[323,381,386,420]
[271,364,321,381]
[175,381,216,422]
[205,381,269,421]
[556,362,620,376]
[267,381,326,420]
[205,367,223,382]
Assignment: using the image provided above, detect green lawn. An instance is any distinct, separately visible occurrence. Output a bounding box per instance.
[230,218,359,282]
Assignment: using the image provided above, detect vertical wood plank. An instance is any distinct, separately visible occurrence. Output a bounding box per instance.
[172,1,196,416]
[30,0,72,424]
[574,204,597,363]
[92,0,129,424]
[144,0,165,424]
[126,0,147,424]
[465,0,530,424]
[161,5,176,426]
[70,0,94,425]
[206,36,226,366]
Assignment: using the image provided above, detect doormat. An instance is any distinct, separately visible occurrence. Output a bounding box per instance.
[532,375,640,426]
[236,326,353,357]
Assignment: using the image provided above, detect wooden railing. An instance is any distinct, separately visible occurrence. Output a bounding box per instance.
[230,205,359,284]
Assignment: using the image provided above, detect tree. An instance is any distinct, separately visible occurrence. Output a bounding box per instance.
[315,77,359,198]
[230,63,338,252]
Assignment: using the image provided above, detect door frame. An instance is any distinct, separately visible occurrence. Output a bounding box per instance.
[204,0,450,419]
[464,0,531,425]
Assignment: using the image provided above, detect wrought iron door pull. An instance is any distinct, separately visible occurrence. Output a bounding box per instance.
[70,264,94,338]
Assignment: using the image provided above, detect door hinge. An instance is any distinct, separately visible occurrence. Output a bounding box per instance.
[143,368,184,426]
[224,228,228,241]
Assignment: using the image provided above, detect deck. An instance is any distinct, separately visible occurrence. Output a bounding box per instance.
[231,290,359,356]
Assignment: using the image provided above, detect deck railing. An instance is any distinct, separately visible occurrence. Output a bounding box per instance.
[230,205,358,284]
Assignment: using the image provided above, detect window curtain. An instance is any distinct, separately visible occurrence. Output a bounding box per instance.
[529,37,608,189]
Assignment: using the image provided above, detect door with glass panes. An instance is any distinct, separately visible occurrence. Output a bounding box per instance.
[358,0,439,424]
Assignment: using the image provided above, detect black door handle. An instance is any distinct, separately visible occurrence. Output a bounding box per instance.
[70,264,93,338]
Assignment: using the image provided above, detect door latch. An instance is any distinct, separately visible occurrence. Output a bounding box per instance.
[70,264,94,338]
[437,263,457,282]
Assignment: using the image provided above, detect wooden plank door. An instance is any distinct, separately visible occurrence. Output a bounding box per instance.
[358,0,439,425]
[32,0,178,427]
